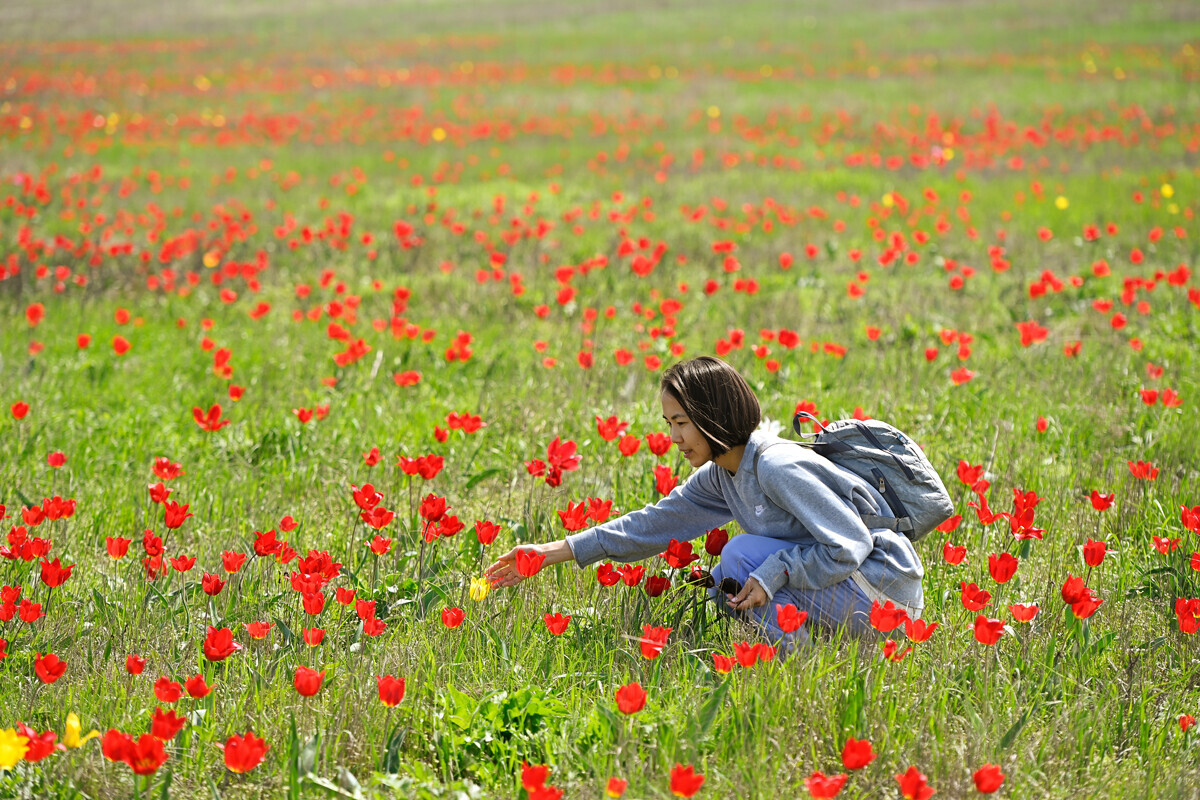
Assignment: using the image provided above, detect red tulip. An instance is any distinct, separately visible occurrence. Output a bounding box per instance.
[639,625,671,659]
[804,770,848,798]
[475,520,501,545]
[193,404,230,432]
[987,553,1018,584]
[223,731,269,774]
[244,621,273,639]
[222,551,247,573]
[147,482,172,504]
[942,541,967,565]
[202,626,241,661]
[936,514,962,534]
[606,777,628,798]
[973,615,1006,645]
[46,451,67,468]
[154,676,182,703]
[973,763,1005,793]
[303,627,326,646]
[882,639,912,662]
[903,618,939,643]
[654,464,678,495]
[127,733,168,775]
[1071,593,1104,619]
[645,432,672,456]
[377,674,405,707]
[704,527,729,556]
[1009,603,1040,622]
[361,506,395,531]
[960,581,992,610]
[712,653,734,673]
[34,652,67,683]
[152,457,184,481]
[734,640,760,668]
[150,707,187,741]
[442,607,465,628]
[615,682,647,714]
[418,493,447,523]
[106,536,132,559]
[557,500,590,532]
[14,722,57,762]
[515,549,546,577]
[841,737,875,770]
[1082,539,1107,567]
[202,573,226,596]
[185,674,213,699]
[870,599,909,632]
[596,562,620,586]
[126,654,146,675]
[645,575,671,597]
[544,612,571,635]
[662,538,700,569]
[167,554,194,572]
[1181,714,1196,733]
[1089,490,1114,510]
[39,557,74,588]
[521,762,550,792]
[293,666,325,697]
[772,604,811,633]
[668,764,705,797]
[895,765,934,800]
[162,500,193,529]
[588,498,613,523]
[618,563,645,587]
[101,729,134,765]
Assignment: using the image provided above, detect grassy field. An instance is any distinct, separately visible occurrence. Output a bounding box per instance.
[2,0,1200,797]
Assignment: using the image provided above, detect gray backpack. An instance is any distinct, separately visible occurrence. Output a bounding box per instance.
[786,411,954,541]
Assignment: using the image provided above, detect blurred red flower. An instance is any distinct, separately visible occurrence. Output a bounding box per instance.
[377,674,405,707]
[203,627,241,661]
[293,666,325,697]
[841,737,875,770]
[223,731,269,774]
[669,764,705,798]
[895,766,934,800]
[973,764,1005,793]
[615,682,647,714]
[34,652,67,683]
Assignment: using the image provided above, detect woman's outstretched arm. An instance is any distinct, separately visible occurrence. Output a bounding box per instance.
[486,463,732,587]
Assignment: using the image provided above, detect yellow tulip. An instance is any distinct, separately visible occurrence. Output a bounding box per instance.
[63,713,99,749]
[469,576,490,602]
[0,729,29,770]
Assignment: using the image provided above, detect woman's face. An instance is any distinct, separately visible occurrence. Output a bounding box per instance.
[661,392,713,468]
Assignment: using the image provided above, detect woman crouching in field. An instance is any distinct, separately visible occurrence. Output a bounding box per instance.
[485,356,925,650]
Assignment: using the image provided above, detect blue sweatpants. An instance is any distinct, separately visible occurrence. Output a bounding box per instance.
[709,533,877,650]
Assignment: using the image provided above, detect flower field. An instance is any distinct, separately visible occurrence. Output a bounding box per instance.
[2,0,1199,797]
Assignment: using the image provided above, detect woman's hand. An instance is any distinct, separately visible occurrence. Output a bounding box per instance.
[726,576,768,611]
[485,539,575,588]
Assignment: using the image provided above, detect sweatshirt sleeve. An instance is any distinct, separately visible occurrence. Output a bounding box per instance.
[565,465,732,567]
[746,452,874,599]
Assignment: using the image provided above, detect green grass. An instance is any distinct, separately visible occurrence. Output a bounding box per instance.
[1,0,1200,797]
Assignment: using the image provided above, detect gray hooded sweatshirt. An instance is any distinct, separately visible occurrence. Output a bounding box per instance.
[565,430,926,609]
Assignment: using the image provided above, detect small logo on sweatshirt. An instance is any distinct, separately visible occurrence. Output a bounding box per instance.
[755,504,765,516]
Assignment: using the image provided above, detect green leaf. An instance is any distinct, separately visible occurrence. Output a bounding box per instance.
[303,773,361,799]
[689,676,730,742]
[999,706,1034,750]
[463,468,502,493]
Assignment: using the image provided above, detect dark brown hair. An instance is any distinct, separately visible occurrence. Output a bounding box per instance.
[660,356,760,458]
